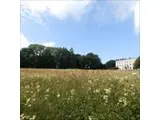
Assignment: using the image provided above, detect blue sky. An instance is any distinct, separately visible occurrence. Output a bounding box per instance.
[20,0,139,63]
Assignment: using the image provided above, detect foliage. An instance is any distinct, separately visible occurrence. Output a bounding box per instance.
[133,57,140,69]
[105,60,116,69]
[20,44,103,69]
[21,69,140,120]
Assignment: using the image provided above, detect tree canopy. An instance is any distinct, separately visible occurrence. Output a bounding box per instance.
[134,56,140,69]
[105,60,116,69]
[20,44,103,69]
[21,44,139,70]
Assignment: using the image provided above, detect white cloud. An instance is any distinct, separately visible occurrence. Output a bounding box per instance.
[21,1,139,34]
[43,42,56,47]
[108,1,140,34]
[20,33,56,48]
[133,2,140,33]
[21,0,92,24]
[20,33,30,49]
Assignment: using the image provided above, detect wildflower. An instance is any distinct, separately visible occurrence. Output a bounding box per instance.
[32,98,36,102]
[20,114,25,120]
[36,85,40,89]
[25,85,30,89]
[88,80,92,84]
[88,116,92,120]
[119,77,124,82]
[28,104,32,107]
[20,113,24,117]
[46,88,50,92]
[124,93,128,96]
[70,89,75,95]
[131,92,135,96]
[103,95,108,103]
[26,91,29,93]
[26,98,31,103]
[124,76,128,79]
[132,72,137,75]
[57,93,60,98]
[45,94,49,100]
[88,87,91,91]
[119,97,127,107]
[30,115,36,120]
[104,88,111,94]
[94,89,100,93]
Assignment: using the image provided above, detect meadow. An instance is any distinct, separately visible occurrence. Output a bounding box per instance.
[20,69,140,120]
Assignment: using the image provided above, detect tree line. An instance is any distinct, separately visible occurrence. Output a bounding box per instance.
[20,44,140,69]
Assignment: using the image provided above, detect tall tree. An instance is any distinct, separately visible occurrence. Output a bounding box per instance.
[83,53,102,69]
[20,44,103,69]
[105,60,115,69]
[134,57,140,69]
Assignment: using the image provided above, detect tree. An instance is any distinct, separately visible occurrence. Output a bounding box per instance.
[20,48,35,68]
[133,57,140,69]
[28,44,46,68]
[83,53,102,69]
[20,44,104,69]
[75,54,83,69]
[105,60,116,69]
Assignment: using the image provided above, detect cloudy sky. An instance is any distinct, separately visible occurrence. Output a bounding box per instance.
[20,0,139,63]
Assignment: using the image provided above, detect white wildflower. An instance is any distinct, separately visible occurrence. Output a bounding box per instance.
[45,94,49,100]
[20,114,24,117]
[124,76,128,79]
[88,87,91,91]
[25,85,30,89]
[94,89,100,93]
[70,89,75,95]
[57,93,60,98]
[30,91,33,94]
[37,89,40,92]
[26,98,31,103]
[36,85,40,89]
[30,115,36,120]
[132,72,137,75]
[20,114,25,120]
[25,115,30,119]
[119,97,127,107]
[28,104,32,107]
[88,80,92,84]
[32,98,36,102]
[46,88,50,92]
[124,93,128,96]
[104,88,111,94]
[88,116,92,120]
[131,92,135,96]
[103,95,109,103]
[119,77,124,82]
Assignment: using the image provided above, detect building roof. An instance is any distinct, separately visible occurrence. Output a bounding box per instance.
[115,57,137,62]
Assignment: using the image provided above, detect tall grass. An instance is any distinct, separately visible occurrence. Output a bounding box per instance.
[21,69,140,120]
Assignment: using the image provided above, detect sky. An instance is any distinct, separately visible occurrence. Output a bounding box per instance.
[20,0,140,63]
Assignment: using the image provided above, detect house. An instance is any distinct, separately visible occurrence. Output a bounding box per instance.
[115,58,136,70]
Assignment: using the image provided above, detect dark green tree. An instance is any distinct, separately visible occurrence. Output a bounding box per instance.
[133,57,140,69]
[105,60,116,69]
[20,44,103,69]
[83,53,102,69]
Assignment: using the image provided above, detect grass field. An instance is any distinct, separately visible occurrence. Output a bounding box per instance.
[20,69,140,120]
